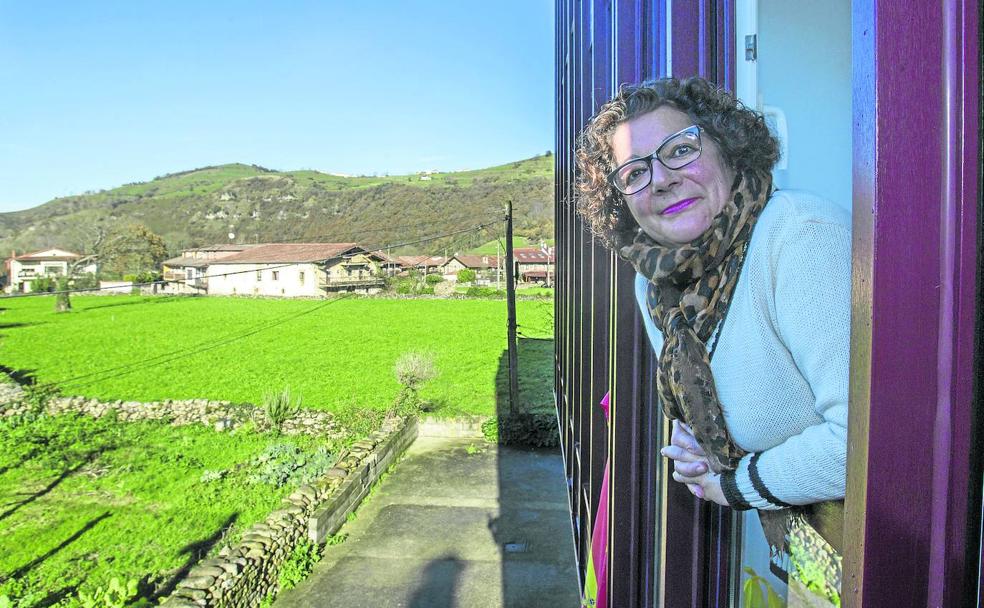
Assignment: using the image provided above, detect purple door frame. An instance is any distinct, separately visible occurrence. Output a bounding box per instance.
[557,1,981,606]
[846,0,981,606]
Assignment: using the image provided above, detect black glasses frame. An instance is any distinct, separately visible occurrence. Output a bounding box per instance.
[607,125,703,195]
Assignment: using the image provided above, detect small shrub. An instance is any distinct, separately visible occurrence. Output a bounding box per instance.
[278,540,322,590]
[28,276,56,293]
[248,443,336,488]
[325,533,348,546]
[395,280,416,295]
[263,386,302,435]
[424,273,444,285]
[494,413,558,448]
[456,268,476,284]
[331,400,385,442]
[481,417,499,443]
[465,286,506,298]
[391,352,438,416]
[77,577,138,608]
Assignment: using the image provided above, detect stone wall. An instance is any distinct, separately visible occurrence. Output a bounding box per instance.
[162,416,418,607]
[0,386,344,440]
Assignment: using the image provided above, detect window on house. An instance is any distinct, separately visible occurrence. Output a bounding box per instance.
[299,271,305,284]
[272,271,279,281]
[256,270,262,281]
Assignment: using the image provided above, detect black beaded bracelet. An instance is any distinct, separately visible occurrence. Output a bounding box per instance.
[720,469,753,511]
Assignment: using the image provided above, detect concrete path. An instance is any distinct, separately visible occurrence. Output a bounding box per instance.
[275,436,580,608]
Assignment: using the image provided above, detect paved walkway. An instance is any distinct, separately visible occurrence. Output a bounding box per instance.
[275,436,580,608]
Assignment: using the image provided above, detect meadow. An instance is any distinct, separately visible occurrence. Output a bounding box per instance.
[0,411,342,607]
[0,293,554,607]
[0,294,554,416]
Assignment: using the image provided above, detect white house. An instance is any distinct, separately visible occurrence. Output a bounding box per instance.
[161,244,258,295]
[204,243,386,297]
[5,248,97,293]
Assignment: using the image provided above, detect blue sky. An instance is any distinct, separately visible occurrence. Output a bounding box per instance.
[0,1,554,212]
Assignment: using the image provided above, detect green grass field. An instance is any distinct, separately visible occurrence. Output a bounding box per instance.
[0,295,553,416]
[0,294,555,607]
[0,413,338,607]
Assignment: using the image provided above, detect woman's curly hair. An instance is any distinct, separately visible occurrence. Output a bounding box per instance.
[575,77,779,248]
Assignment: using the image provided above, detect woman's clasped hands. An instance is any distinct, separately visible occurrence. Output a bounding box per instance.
[660,420,729,506]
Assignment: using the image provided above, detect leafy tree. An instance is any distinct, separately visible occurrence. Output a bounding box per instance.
[96,223,168,276]
[456,268,477,284]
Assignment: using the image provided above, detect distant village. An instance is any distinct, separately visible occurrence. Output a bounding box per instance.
[4,243,555,296]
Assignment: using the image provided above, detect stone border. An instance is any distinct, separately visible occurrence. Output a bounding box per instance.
[417,415,486,438]
[161,415,418,608]
[0,386,345,440]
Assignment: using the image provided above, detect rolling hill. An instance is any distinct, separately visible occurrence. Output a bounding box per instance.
[0,154,554,256]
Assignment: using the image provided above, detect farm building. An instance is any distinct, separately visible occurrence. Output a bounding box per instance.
[163,243,386,297]
[161,244,257,295]
[512,247,554,285]
[396,255,448,275]
[5,248,98,293]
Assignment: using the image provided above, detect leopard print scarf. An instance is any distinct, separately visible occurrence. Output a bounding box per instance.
[615,169,770,473]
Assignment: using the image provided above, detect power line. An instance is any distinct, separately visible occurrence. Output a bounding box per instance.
[55,296,351,391]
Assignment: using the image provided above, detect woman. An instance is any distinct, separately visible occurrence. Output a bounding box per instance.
[574,77,850,545]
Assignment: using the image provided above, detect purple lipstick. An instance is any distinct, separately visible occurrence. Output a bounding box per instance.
[660,197,698,215]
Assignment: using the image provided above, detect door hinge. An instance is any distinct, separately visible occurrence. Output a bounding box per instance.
[745,34,758,61]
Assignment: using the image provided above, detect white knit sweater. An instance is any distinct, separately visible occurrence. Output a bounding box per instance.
[635,189,851,509]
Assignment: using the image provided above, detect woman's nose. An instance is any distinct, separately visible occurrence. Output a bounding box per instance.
[648,161,680,193]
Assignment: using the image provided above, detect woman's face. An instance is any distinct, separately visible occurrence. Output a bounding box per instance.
[610,106,735,247]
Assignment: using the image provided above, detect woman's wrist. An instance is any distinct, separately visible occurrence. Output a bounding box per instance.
[720,469,753,511]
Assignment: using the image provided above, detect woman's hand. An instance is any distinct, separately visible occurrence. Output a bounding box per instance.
[660,420,728,506]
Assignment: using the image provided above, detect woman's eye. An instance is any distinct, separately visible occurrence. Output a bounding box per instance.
[626,167,648,183]
[669,144,695,158]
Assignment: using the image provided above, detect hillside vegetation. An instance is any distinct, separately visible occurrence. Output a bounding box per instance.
[0,155,554,256]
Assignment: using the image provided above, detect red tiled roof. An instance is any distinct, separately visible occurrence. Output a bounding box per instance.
[16,248,81,261]
[397,255,447,267]
[513,247,555,263]
[454,255,500,269]
[162,256,210,268]
[211,243,361,264]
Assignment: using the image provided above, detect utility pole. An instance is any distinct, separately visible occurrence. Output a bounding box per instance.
[496,241,501,288]
[505,200,519,416]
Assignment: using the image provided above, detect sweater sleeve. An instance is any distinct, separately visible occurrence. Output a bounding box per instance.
[730,218,851,509]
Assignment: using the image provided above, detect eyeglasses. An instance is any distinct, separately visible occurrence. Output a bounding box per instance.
[608,125,702,195]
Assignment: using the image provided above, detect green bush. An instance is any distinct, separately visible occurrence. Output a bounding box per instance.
[465,286,506,299]
[491,413,558,448]
[262,386,302,435]
[278,540,322,590]
[456,268,477,284]
[425,273,444,285]
[395,280,416,295]
[28,277,56,293]
[77,577,139,608]
[391,352,438,416]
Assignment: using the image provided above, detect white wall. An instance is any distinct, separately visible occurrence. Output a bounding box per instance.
[207,263,323,297]
[756,0,852,212]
